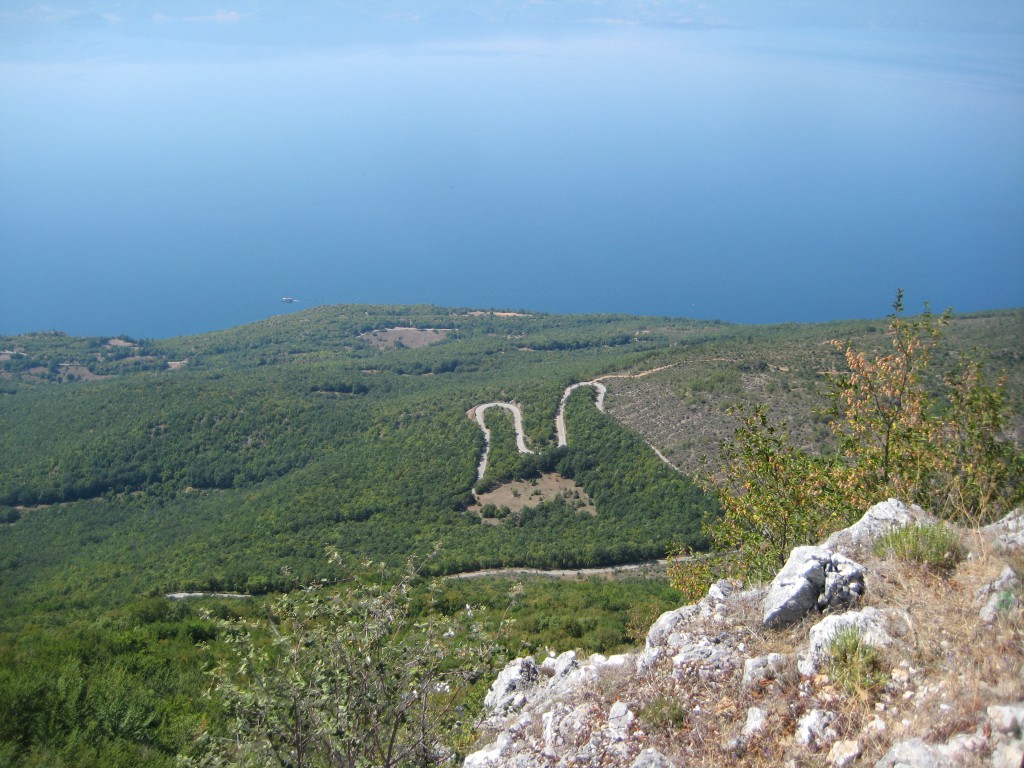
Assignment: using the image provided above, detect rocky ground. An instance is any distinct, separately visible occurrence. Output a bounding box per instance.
[464,500,1024,768]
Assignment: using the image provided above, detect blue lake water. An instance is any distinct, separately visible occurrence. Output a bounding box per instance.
[1,4,1022,338]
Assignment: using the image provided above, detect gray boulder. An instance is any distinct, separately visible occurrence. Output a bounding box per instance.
[629,748,678,768]
[799,607,892,676]
[875,737,955,768]
[606,701,635,741]
[742,652,791,690]
[874,731,988,768]
[983,508,1024,552]
[795,708,836,748]
[763,546,865,629]
[742,706,768,739]
[825,498,932,554]
[979,566,1021,624]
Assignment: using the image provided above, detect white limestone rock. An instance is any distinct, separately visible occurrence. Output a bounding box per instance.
[742,652,791,690]
[825,498,932,554]
[483,657,539,716]
[742,706,768,739]
[798,607,893,677]
[795,708,836,748]
[874,737,955,768]
[763,546,865,629]
[992,740,1024,768]
[606,701,635,741]
[983,508,1024,553]
[828,739,861,768]
[978,567,1021,624]
[629,748,678,768]
[464,732,512,768]
[988,703,1024,736]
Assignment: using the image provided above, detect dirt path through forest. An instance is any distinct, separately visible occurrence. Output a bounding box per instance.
[469,364,679,482]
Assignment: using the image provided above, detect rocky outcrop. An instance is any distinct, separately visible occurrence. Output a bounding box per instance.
[482,657,540,717]
[984,508,1024,553]
[979,565,1021,624]
[798,607,893,676]
[762,546,865,628]
[824,498,933,555]
[464,503,1023,768]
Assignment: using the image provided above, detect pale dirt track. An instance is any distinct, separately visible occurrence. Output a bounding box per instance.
[469,365,679,482]
[447,560,668,580]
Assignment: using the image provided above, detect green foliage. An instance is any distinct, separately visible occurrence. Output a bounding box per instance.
[933,355,1024,523]
[665,550,724,606]
[685,405,852,584]
[827,291,1022,523]
[0,602,219,767]
[872,523,965,577]
[1,301,1020,765]
[686,293,1022,585]
[826,626,889,701]
[828,290,951,508]
[638,695,688,732]
[182,558,506,768]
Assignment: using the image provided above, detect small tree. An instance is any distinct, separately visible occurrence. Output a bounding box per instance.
[182,557,505,768]
[680,405,853,585]
[827,290,950,510]
[672,291,1021,594]
[934,355,1023,524]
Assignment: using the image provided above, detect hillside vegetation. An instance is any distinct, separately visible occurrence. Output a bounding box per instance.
[0,302,1021,766]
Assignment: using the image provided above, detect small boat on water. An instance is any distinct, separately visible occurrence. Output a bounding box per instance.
[281,297,299,303]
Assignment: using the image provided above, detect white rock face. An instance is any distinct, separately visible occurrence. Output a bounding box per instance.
[983,508,1024,552]
[827,738,861,767]
[795,708,836,748]
[874,737,956,768]
[798,607,893,676]
[992,740,1024,768]
[483,657,540,716]
[978,566,1021,624]
[763,546,865,629]
[824,498,932,554]
[742,706,768,739]
[462,500,1024,768]
[988,703,1024,735]
[742,652,790,689]
[628,748,677,768]
[607,701,635,740]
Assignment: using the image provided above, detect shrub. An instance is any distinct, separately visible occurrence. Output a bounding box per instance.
[639,695,688,732]
[685,291,1021,585]
[182,556,506,768]
[666,546,718,604]
[826,626,888,701]
[873,523,964,577]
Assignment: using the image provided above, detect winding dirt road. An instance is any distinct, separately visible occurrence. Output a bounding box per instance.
[470,402,533,480]
[556,382,607,447]
[469,364,679,481]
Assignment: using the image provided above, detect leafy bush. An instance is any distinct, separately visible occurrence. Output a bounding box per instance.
[676,291,1021,589]
[873,523,964,577]
[665,547,718,605]
[182,556,508,768]
[826,626,888,701]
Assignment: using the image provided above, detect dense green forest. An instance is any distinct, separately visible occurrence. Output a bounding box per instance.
[1,303,1021,765]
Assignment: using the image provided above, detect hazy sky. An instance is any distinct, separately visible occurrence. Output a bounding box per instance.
[2,2,1022,337]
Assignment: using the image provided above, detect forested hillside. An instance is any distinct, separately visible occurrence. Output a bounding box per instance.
[0,303,1020,766]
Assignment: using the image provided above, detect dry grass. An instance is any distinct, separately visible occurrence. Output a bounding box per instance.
[467,473,595,518]
[358,326,451,349]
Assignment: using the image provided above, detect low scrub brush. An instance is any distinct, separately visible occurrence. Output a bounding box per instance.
[873,522,964,577]
[826,625,889,701]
